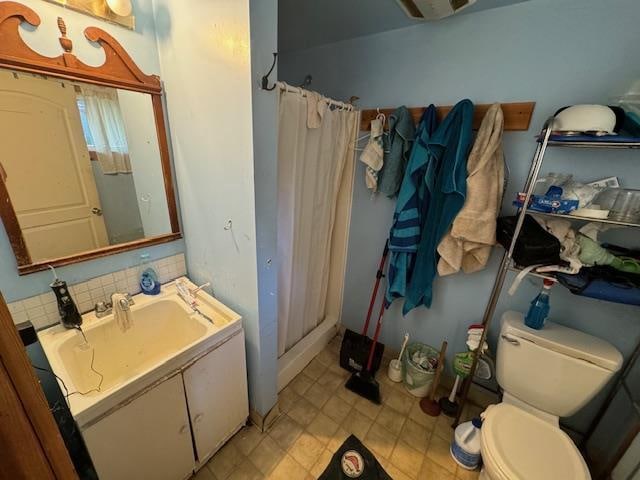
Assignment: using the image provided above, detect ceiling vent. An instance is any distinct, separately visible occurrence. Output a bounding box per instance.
[396,0,477,20]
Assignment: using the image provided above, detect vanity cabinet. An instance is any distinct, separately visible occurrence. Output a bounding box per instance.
[82,373,194,480]
[81,329,249,479]
[184,330,249,464]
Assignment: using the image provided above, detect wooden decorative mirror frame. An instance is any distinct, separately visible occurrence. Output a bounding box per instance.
[0,1,181,275]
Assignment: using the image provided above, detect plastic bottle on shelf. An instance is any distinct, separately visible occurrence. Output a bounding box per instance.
[524,279,553,330]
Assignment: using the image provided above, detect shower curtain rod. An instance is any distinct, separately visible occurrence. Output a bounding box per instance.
[276,81,355,111]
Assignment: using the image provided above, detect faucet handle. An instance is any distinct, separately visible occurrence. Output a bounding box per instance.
[95,301,109,314]
[111,292,135,306]
[124,293,135,306]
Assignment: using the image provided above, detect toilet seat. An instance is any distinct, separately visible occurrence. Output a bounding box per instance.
[481,404,590,480]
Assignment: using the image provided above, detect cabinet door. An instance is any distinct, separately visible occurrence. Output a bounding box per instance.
[83,374,194,480]
[183,331,249,462]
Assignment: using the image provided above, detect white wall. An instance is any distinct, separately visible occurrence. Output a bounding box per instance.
[118,89,171,237]
[279,0,640,441]
[0,0,185,302]
[152,0,278,416]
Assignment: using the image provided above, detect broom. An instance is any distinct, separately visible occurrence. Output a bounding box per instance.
[339,243,388,374]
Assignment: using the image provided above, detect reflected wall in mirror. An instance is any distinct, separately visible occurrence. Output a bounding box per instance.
[0,69,172,263]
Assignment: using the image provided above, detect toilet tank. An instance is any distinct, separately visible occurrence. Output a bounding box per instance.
[497,311,623,417]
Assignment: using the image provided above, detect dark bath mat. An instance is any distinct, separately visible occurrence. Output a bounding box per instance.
[318,434,391,480]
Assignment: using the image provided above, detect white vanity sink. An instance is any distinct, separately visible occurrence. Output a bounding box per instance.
[38,277,249,480]
[58,299,208,393]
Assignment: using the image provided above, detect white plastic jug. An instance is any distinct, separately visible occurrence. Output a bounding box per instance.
[450,418,482,470]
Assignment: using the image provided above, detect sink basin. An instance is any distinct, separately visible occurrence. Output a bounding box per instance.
[38,277,242,428]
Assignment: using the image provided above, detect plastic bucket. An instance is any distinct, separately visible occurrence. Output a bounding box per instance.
[402,343,438,397]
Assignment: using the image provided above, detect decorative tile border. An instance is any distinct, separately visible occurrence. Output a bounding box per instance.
[8,253,187,330]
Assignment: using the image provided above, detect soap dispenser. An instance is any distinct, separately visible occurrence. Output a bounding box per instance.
[139,253,161,295]
[49,266,82,329]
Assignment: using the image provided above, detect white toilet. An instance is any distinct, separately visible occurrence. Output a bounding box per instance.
[479,311,623,480]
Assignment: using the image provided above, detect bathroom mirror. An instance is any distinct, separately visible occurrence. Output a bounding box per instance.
[0,2,180,274]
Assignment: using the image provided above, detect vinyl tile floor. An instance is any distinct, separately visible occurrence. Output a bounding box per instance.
[194,335,484,480]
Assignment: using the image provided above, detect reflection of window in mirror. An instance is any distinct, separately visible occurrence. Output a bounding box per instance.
[75,85,132,175]
[0,69,172,263]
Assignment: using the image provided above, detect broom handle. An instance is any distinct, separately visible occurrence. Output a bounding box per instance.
[362,242,389,336]
[429,341,448,401]
[365,299,387,371]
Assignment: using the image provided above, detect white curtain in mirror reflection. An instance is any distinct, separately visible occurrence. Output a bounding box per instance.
[76,85,132,175]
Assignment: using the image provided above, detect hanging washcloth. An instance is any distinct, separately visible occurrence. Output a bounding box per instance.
[112,293,132,332]
[378,106,416,197]
[437,103,505,276]
[306,91,327,129]
[359,117,385,191]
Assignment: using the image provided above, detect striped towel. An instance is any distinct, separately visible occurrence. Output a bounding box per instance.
[386,105,438,304]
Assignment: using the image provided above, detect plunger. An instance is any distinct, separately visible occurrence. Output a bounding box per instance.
[420,341,447,416]
[439,351,473,417]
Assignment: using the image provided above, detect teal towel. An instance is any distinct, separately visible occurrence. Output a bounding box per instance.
[403,99,475,313]
[378,106,416,198]
[386,105,438,304]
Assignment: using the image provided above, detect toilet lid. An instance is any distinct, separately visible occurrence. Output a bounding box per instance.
[481,404,591,480]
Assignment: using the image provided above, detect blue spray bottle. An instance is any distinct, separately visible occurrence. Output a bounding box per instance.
[524,279,554,330]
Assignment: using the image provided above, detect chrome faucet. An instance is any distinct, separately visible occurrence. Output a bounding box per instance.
[95,293,135,318]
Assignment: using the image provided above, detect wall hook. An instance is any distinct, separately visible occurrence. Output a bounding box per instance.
[299,74,312,89]
[261,52,278,91]
[224,219,233,230]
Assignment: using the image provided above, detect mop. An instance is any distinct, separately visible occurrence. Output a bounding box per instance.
[439,351,474,417]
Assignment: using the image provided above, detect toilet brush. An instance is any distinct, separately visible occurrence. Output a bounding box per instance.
[439,351,473,417]
[420,341,447,416]
[387,333,409,382]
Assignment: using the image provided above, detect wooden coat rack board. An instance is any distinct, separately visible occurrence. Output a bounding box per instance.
[359,102,536,131]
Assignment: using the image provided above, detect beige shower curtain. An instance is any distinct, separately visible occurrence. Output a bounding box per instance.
[277,86,358,357]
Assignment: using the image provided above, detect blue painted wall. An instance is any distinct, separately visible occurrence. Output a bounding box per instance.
[0,0,185,303]
[248,0,280,416]
[280,0,640,437]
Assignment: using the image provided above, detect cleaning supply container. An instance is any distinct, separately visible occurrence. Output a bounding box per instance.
[402,343,438,397]
[450,418,482,470]
[525,279,553,329]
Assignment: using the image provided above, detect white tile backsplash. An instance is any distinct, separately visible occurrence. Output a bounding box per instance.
[7,253,187,330]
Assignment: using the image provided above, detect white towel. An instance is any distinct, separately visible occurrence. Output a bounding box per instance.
[112,293,132,332]
[359,118,385,191]
[438,103,505,275]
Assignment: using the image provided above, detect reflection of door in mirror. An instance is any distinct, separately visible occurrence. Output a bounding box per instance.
[0,70,109,261]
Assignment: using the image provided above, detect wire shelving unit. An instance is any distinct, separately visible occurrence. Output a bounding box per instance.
[453,119,640,478]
